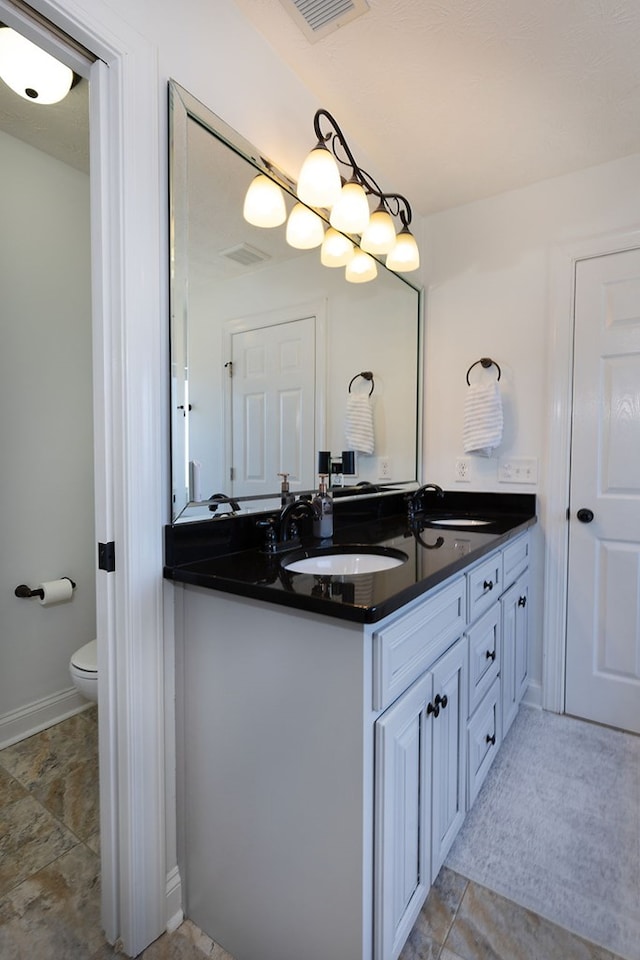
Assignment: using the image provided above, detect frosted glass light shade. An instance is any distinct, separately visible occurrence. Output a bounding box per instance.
[321,228,355,267]
[297,145,342,208]
[0,27,73,104]
[345,250,377,283]
[385,228,420,272]
[286,203,325,249]
[330,180,370,235]
[243,174,287,227]
[360,206,396,255]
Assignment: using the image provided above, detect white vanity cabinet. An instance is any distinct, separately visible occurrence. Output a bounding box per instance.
[501,531,531,738]
[176,527,532,960]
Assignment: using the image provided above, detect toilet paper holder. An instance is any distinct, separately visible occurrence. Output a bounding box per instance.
[14,577,76,599]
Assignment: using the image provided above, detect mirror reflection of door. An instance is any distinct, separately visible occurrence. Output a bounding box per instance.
[228,314,316,498]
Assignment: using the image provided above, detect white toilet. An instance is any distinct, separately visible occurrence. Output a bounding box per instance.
[69,638,98,702]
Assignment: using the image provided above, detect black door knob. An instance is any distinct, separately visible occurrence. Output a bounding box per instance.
[577,508,594,523]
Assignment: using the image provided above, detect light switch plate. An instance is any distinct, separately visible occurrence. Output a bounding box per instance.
[498,457,538,484]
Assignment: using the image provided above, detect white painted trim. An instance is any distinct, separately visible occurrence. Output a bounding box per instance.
[165,866,184,934]
[0,687,93,750]
[3,2,170,956]
[543,227,640,714]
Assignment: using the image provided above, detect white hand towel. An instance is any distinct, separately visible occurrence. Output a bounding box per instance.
[463,381,503,457]
[345,393,375,455]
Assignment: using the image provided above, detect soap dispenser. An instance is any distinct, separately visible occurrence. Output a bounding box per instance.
[312,475,333,539]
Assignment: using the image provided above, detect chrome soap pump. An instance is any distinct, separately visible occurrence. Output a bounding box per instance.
[312,474,333,538]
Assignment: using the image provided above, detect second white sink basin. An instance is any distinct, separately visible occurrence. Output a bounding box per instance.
[284,547,407,576]
[426,517,492,527]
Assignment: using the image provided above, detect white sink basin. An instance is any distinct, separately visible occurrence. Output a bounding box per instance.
[427,517,492,527]
[284,549,407,576]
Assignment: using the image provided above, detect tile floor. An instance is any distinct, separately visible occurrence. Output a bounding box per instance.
[0,710,627,960]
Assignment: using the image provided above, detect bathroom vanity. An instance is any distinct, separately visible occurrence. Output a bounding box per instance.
[166,492,534,960]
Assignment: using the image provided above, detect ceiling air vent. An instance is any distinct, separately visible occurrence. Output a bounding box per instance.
[220,243,271,267]
[280,0,369,42]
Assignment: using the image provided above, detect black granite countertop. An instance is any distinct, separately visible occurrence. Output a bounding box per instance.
[164,491,536,624]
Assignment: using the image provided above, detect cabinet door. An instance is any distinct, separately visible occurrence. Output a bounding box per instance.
[374,672,432,960]
[501,571,530,738]
[430,637,468,881]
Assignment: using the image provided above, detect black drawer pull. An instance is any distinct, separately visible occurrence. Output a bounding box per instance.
[518,596,527,607]
[483,579,494,591]
[486,732,496,746]
[434,693,448,711]
[485,649,496,661]
[427,700,439,718]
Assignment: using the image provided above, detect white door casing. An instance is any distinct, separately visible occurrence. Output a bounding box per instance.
[565,248,640,733]
[0,1,171,954]
[230,315,316,497]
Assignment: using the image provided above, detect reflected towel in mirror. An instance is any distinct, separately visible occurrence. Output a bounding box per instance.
[463,381,503,456]
[345,393,375,454]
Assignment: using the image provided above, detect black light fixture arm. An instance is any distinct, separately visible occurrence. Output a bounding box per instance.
[313,108,413,229]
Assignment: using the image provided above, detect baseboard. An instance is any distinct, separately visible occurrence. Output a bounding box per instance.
[0,687,93,749]
[522,679,543,710]
[165,865,184,933]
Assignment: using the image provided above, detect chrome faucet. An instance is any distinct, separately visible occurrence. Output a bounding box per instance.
[406,483,444,520]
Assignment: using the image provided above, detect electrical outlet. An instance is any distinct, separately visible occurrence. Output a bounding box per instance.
[498,457,538,484]
[378,457,392,480]
[455,458,471,482]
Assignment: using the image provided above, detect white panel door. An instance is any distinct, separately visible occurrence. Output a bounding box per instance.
[230,315,316,498]
[566,248,640,733]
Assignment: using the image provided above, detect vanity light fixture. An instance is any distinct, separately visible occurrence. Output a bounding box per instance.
[241,106,419,281]
[320,227,354,267]
[243,173,287,227]
[285,201,325,249]
[0,26,74,104]
[299,108,420,274]
[345,249,377,283]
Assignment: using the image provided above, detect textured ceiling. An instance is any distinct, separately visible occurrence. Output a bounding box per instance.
[233,0,640,214]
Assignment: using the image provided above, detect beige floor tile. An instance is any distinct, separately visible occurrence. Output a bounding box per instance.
[0,843,103,959]
[399,867,468,960]
[0,714,99,841]
[0,768,77,898]
[444,881,625,960]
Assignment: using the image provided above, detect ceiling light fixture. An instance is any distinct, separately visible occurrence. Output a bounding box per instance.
[0,26,74,104]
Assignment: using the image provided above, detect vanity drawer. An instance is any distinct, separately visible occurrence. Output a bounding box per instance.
[502,532,531,590]
[467,676,501,807]
[466,603,500,718]
[373,577,466,711]
[467,553,502,624]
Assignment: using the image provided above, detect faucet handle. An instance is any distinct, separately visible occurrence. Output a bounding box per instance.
[256,518,277,554]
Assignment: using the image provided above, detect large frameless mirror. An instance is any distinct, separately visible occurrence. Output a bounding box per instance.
[169,80,422,522]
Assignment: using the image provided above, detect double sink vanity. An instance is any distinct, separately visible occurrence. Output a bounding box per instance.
[166,74,534,960]
[165,489,535,960]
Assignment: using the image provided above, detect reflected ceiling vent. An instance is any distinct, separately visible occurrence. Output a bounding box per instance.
[280,0,369,43]
[220,242,271,267]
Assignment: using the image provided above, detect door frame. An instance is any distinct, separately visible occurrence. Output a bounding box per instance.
[0,1,169,955]
[543,227,640,713]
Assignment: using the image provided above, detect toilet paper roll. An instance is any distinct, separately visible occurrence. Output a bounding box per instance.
[38,578,74,606]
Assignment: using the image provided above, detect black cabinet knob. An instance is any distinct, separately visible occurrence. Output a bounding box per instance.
[486,732,496,746]
[483,579,494,591]
[486,649,496,661]
[577,508,594,523]
[427,700,439,718]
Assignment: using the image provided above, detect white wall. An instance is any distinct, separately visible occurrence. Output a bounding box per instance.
[421,151,640,695]
[0,129,94,744]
